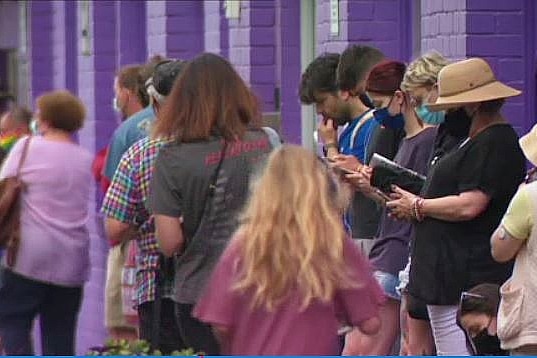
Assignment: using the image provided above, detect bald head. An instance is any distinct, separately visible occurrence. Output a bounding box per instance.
[0,107,32,136]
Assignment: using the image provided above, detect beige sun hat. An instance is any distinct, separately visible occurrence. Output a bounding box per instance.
[427,58,521,112]
[520,124,537,166]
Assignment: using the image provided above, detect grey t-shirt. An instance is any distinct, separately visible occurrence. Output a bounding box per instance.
[149,129,275,303]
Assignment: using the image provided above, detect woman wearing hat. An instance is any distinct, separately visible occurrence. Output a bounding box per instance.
[386,58,525,355]
[489,125,537,355]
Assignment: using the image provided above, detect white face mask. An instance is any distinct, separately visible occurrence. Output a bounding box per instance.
[30,118,40,135]
[112,97,121,112]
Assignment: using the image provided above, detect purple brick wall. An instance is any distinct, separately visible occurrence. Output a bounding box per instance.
[466,0,529,134]
[317,0,415,60]
[204,0,221,54]
[117,0,147,66]
[421,0,466,60]
[0,1,19,50]
[9,0,537,353]
[228,0,252,83]
[166,1,204,59]
[146,1,167,57]
[76,1,117,354]
[250,0,276,111]
[30,1,54,103]
[279,0,301,143]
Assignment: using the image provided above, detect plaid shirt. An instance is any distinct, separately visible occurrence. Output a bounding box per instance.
[101,137,172,307]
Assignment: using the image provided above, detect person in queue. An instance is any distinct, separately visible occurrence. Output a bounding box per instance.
[490,123,537,355]
[148,53,277,354]
[194,145,384,355]
[0,91,92,355]
[386,58,525,355]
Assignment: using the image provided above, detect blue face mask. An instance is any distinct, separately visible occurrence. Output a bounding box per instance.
[373,107,405,130]
[416,104,445,125]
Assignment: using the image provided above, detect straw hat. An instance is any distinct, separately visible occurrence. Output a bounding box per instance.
[520,124,537,166]
[427,58,521,112]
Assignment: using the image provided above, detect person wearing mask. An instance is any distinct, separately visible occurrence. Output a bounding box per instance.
[193,145,384,355]
[457,283,506,355]
[387,58,525,355]
[0,91,92,355]
[342,60,437,355]
[148,53,277,354]
[299,51,379,252]
[101,59,187,353]
[490,123,537,355]
[0,107,32,157]
[332,45,404,254]
[394,51,450,356]
[102,61,157,341]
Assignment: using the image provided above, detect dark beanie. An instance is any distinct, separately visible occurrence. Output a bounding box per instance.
[366,60,406,95]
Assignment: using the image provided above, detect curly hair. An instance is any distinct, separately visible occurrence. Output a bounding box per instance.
[299,53,340,104]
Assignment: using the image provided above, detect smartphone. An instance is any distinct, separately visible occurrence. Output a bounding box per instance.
[374,188,392,202]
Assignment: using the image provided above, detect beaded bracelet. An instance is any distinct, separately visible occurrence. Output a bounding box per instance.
[413,197,425,222]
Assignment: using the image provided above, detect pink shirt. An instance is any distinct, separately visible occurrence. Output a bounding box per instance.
[194,237,385,355]
[0,136,93,286]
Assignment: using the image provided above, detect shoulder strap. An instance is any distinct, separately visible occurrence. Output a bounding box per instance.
[261,127,282,149]
[16,136,32,178]
[208,141,228,197]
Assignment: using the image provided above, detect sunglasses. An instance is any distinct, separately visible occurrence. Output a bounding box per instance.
[525,167,537,184]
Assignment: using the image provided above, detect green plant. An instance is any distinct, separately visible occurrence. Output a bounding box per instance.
[88,339,200,356]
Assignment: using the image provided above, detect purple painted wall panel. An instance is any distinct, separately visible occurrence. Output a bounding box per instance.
[75,1,118,353]
[466,0,529,134]
[30,1,53,103]
[146,1,167,56]
[165,1,204,60]
[117,0,147,66]
[0,1,19,49]
[204,0,221,54]
[421,0,466,60]
[279,0,301,143]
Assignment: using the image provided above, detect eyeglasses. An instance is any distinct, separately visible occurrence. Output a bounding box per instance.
[460,291,485,301]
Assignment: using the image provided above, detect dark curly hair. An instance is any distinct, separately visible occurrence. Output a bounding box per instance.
[299,53,340,104]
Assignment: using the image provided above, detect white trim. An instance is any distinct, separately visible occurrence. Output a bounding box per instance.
[300,0,316,150]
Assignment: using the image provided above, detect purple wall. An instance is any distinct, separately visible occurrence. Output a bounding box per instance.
[279,0,301,143]
[0,1,19,49]
[30,1,54,103]
[466,0,530,135]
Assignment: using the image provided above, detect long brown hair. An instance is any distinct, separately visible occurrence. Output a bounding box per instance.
[153,53,261,142]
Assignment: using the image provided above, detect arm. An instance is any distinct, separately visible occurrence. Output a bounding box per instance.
[490,186,531,262]
[419,190,489,222]
[154,214,184,257]
[387,186,489,222]
[491,226,524,263]
[319,119,339,158]
[104,218,138,245]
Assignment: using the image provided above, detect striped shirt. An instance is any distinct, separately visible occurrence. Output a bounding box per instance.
[101,137,172,307]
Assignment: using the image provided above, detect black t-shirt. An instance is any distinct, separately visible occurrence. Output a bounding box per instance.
[408,124,525,305]
[349,125,404,239]
[428,108,472,170]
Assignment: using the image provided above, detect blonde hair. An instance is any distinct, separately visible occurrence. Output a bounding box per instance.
[401,51,449,91]
[232,145,360,311]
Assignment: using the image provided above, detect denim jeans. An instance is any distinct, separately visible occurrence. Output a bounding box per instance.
[0,268,82,355]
